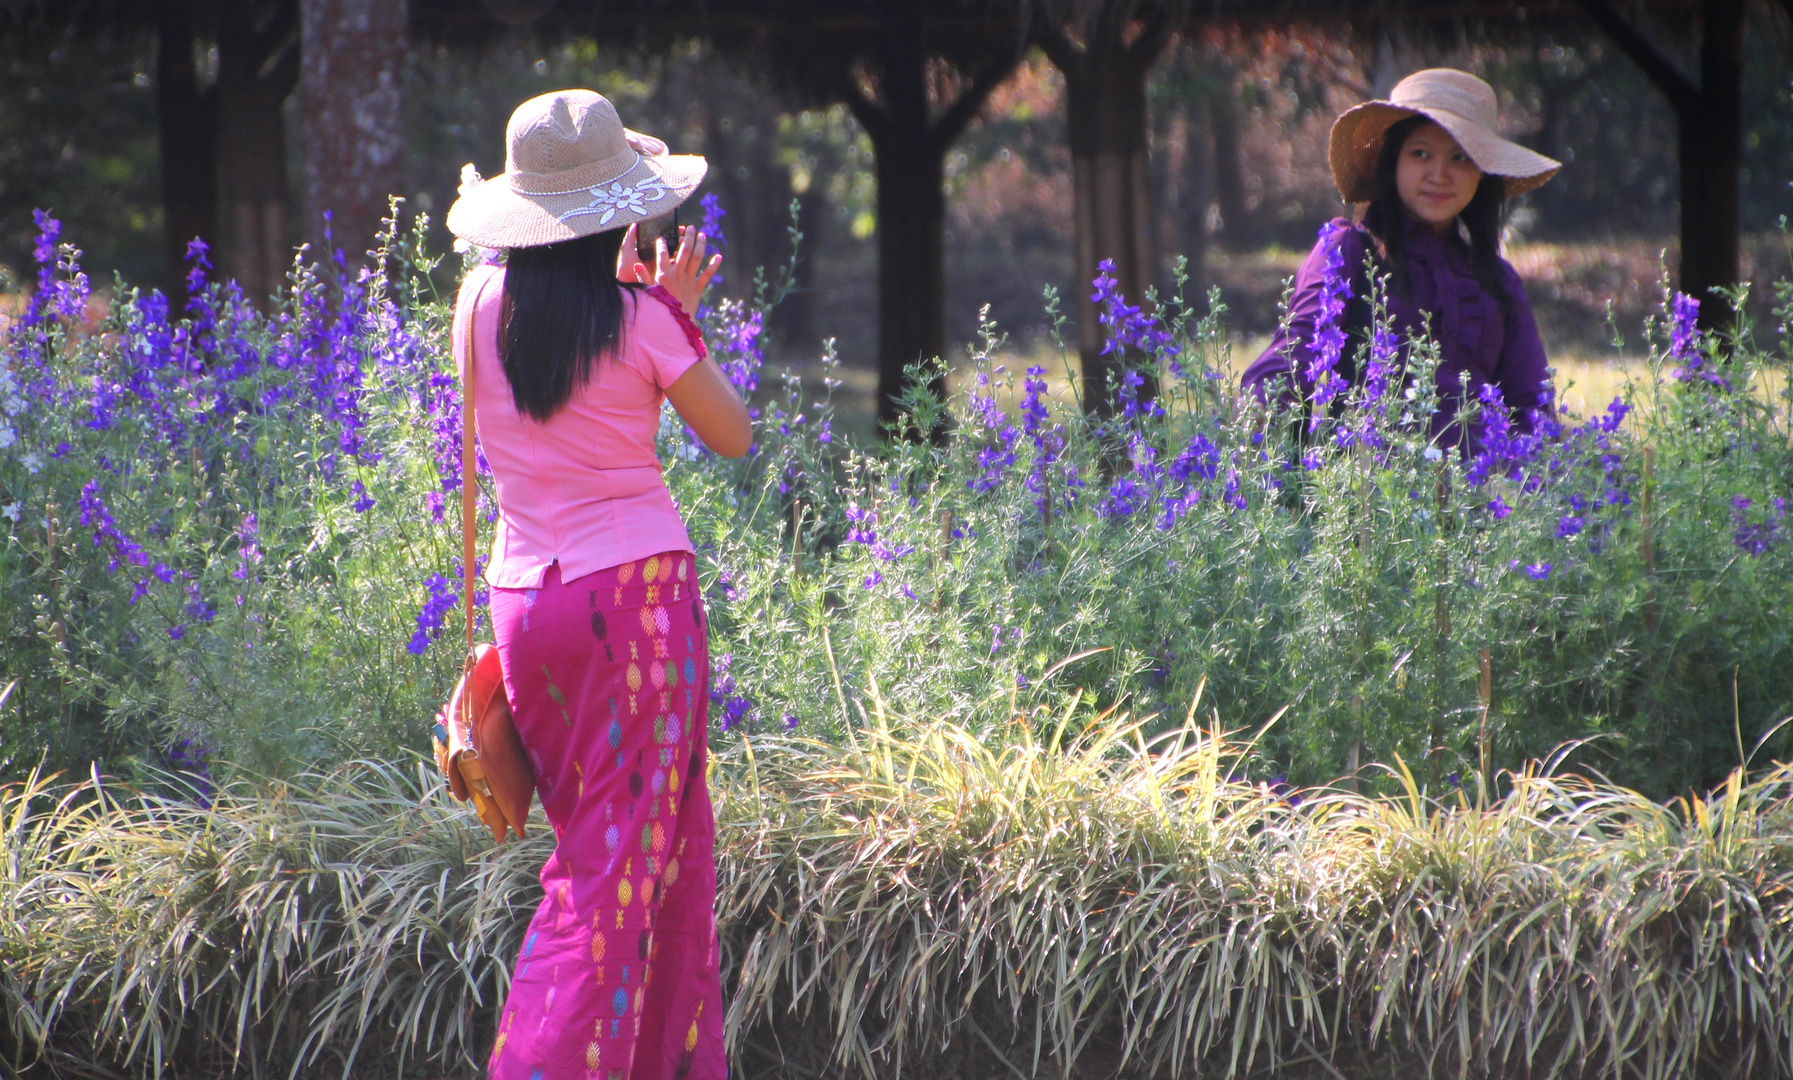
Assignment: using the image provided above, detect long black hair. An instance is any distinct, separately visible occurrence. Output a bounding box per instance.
[498,226,637,422]
[1359,114,1510,309]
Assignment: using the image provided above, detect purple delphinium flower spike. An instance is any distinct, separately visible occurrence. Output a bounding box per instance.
[1304,222,1354,430]
[843,502,911,585]
[1731,496,1787,556]
[967,371,1018,492]
[78,480,149,573]
[1091,259,1179,377]
[1667,292,1731,389]
[1020,365,1063,515]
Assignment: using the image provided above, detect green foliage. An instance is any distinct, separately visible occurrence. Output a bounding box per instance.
[4,215,1793,796]
[0,209,468,782]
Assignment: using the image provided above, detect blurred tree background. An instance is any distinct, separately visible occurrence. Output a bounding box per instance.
[1,0,1790,419]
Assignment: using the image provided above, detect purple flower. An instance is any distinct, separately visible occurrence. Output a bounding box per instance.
[1303,222,1354,429]
[232,514,262,580]
[1091,259,1179,370]
[1019,365,1064,514]
[967,371,1019,492]
[699,193,727,259]
[843,502,912,568]
[694,195,726,308]
[351,480,375,513]
[1557,515,1584,539]
[1523,562,1552,581]
[77,480,149,571]
[406,570,461,655]
[1731,496,1786,556]
[1669,292,1701,362]
[709,653,754,731]
[782,713,799,732]
[1223,469,1246,511]
[167,738,215,807]
[1113,366,1164,423]
[184,582,216,623]
[184,237,213,312]
[19,211,92,333]
[1488,497,1511,520]
[1099,477,1145,519]
[1667,292,1732,389]
[712,300,763,398]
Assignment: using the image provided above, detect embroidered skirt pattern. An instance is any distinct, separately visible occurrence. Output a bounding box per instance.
[487,553,725,1080]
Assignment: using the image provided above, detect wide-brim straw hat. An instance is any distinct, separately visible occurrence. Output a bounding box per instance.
[1329,68,1561,204]
[447,89,707,249]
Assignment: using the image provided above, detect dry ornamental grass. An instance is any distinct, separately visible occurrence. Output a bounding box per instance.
[4,710,1792,1080]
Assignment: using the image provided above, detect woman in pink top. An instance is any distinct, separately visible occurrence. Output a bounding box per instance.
[447,89,749,1080]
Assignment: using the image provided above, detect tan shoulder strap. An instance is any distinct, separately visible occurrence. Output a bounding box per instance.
[452,269,497,663]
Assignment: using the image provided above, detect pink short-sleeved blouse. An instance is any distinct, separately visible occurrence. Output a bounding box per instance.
[453,263,707,589]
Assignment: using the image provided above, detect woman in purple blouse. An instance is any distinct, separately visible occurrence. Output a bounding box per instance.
[1242,69,1563,449]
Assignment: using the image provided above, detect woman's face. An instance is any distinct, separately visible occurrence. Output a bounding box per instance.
[1394,121,1483,231]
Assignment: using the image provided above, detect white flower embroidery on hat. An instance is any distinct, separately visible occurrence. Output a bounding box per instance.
[558,175,673,226]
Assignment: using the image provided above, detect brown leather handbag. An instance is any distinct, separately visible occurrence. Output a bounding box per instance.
[432,273,535,843]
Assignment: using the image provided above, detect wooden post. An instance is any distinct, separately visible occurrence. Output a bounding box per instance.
[155,0,218,309]
[1430,457,1451,760]
[790,499,804,580]
[45,504,65,650]
[832,18,1020,434]
[934,509,953,613]
[1478,648,1493,790]
[1642,445,1657,632]
[1574,0,1746,332]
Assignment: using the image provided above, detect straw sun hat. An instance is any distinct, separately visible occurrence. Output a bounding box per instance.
[1329,68,1561,204]
[447,89,707,250]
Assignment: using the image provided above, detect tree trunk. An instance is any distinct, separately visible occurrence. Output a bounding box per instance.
[873,133,949,431]
[1038,9,1174,419]
[298,0,407,262]
[156,0,218,310]
[1575,0,1745,332]
[218,0,299,307]
[1207,78,1249,250]
[771,184,826,350]
[832,16,1019,434]
[1677,0,1744,331]
[1170,97,1211,293]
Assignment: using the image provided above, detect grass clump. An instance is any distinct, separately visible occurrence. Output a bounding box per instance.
[4,713,1793,1079]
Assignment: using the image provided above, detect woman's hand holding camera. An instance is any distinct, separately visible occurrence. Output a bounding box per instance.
[616,223,721,315]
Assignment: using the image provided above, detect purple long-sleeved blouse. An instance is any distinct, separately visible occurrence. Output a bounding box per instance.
[1241,216,1553,447]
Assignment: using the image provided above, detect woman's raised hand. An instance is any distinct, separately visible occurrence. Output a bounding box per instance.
[615,223,722,315]
[652,225,722,314]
